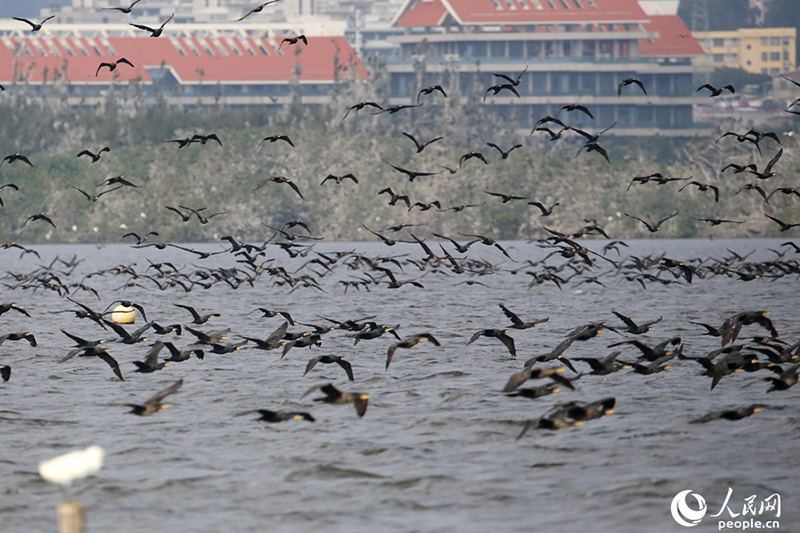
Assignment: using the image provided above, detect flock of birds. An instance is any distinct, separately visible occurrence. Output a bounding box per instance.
[0,1,798,442]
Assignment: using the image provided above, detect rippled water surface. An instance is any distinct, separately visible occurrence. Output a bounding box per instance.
[0,239,797,533]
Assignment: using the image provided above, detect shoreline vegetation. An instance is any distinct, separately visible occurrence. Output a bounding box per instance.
[0,75,797,245]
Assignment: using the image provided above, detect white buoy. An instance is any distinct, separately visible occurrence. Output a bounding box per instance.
[111,305,135,324]
[39,446,105,487]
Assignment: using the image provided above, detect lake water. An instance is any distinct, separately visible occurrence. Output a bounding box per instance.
[0,239,797,533]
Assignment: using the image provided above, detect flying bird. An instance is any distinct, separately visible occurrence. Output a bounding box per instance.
[254,176,303,198]
[386,333,440,370]
[279,35,308,49]
[103,0,142,14]
[13,16,55,32]
[130,13,174,37]
[492,66,527,86]
[618,77,646,96]
[402,132,442,153]
[342,101,383,120]
[123,379,183,416]
[1,154,33,167]
[386,162,439,182]
[259,135,294,147]
[486,143,522,159]
[764,214,800,232]
[625,211,680,233]
[697,84,735,97]
[417,85,447,103]
[556,104,594,119]
[77,147,110,162]
[679,181,720,202]
[96,58,134,76]
[22,213,56,229]
[0,183,19,207]
[236,0,281,21]
[320,173,358,185]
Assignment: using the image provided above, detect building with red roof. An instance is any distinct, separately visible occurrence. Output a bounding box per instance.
[0,21,365,109]
[386,0,708,133]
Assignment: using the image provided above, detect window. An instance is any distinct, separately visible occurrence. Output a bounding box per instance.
[762,68,767,74]
[713,38,723,47]
[770,52,780,61]
[558,0,570,8]
[713,54,724,62]
[762,52,767,61]
[784,51,790,61]
[770,67,779,74]
[746,44,751,50]
[746,60,751,65]
[784,38,790,46]
[572,0,583,8]
[761,37,768,45]
[770,37,780,46]
[491,41,505,57]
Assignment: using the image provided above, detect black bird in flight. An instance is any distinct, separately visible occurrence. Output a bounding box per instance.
[304,355,354,381]
[417,85,447,103]
[77,147,110,162]
[492,66,527,86]
[764,214,800,232]
[0,303,30,318]
[693,217,744,226]
[528,201,559,216]
[279,35,308,49]
[1,153,33,167]
[716,132,762,155]
[625,211,680,233]
[342,101,383,120]
[237,409,315,423]
[163,137,197,149]
[402,132,442,153]
[165,205,203,222]
[459,151,489,167]
[484,191,528,203]
[191,133,222,146]
[767,187,800,201]
[321,173,358,185]
[13,16,55,32]
[0,183,19,207]
[386,162,439,182]
[556,104,594,119]
[499,304,548,330]
[748,148,783,180]
[458,233,515,261]
[254,176,303,198]
[734,183,769,203]
[302,383,369,417]
[722,162,757,174]
[745,130,780,144]
[386,333,440,370]
[179,205,225,224]
[236,0,281,21]
[70,184,122,202]
[576,142,610,163]
[131,13,174,37]
[123,379,183,416]
[568,122,617,144]
[174,304,220,324]
[697,83,735,97]
[22,213,56,228]
[534,126,568,141]
[374,103,423,115]
[123,231,159,244]
[259,134,294,147]
[468,329,516,357]
[98,175,139,187]
[618,77,646,96]
[103,0,142,14]
[679,181,720,202]
[96,58,134,76]
[484,83,520,101]
[486,143,522,159]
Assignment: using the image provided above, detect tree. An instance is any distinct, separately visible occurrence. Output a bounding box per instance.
[678,0,757,32]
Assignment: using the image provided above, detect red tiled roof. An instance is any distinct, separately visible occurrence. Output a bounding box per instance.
[396,0,449,27]
[394,0,649,27]
[639,15,704,56]
[0,35,365,84]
